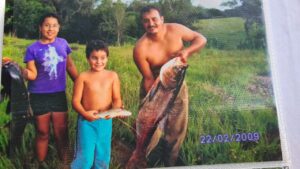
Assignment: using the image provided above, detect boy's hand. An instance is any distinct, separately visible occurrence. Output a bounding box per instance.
[116,105,128,119]
[116,115,128,119]
[84,110,101,121]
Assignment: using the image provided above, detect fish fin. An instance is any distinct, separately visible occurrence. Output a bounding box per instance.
[146,127,163,157]
[28,106,34,117]
[149,82,161,101]
[139,96,147,108]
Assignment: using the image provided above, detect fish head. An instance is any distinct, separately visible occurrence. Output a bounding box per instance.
[1,63,13,99]
[159,57,188,89]
[1,62,24,99]
[4,62,22,81]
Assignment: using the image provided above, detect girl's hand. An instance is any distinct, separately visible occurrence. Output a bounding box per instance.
[21,68,29,79]
[2,57,13,65]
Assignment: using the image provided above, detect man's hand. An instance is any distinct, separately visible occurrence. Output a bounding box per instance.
[175,49,189,63]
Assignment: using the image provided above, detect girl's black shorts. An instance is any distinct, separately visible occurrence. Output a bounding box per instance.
[29,91,68,116]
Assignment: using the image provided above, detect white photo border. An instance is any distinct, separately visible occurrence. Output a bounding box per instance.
[1,0,298,168]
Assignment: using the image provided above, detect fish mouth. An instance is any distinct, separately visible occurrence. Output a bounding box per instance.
[159,57,189,89]
[175,65,188,89]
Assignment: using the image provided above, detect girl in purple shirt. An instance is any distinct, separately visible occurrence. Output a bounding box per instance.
[22,13,78,165]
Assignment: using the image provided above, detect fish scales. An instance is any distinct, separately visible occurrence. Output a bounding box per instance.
[126,57,187,169]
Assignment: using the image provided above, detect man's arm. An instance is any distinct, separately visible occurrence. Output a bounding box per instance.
[112,72,123,109]
[173,24,207,62]
[66,55,78,82]
[133,46,155,93]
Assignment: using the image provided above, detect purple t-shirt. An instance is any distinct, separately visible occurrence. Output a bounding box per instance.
[24,38,72,93]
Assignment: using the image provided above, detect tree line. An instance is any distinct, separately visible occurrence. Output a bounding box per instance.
[4,0,265,49]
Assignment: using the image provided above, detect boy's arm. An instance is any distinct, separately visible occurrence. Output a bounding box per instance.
[72,74,99,121]
[112,72,123,109]
[66,55,78,82]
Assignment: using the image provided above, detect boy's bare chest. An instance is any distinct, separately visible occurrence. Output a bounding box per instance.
[84,79,112,93]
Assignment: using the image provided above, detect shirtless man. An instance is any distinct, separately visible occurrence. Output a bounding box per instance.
[133,5,206,166]
[71,40,122,169]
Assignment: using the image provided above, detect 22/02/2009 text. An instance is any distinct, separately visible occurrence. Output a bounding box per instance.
[200,132,260,144]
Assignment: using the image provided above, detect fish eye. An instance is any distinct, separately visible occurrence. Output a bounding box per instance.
[173,66,180,72]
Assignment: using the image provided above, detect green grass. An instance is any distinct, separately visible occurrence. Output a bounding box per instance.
[194,17,246,49]
[0,36,282,168]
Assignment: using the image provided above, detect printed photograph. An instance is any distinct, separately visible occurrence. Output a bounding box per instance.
[0,0,283,168]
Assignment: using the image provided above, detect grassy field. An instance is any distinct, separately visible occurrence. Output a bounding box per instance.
[0,36,282,168]
[193,17,246,49]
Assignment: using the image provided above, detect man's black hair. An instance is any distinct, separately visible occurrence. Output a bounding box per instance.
[140,5,162,18]
[39,13,61,26]
[85,40,109,58]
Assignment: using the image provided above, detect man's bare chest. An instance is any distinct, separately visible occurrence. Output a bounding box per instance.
[146,40,183,67]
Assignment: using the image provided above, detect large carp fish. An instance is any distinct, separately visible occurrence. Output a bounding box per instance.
[126,57,188,169]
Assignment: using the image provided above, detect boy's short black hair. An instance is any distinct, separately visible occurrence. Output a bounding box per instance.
[140,5,162,18]
[39,13,61,26]
[86,40,109,58]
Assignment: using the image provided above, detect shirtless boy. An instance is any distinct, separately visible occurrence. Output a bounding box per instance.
[71,40,122,169]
